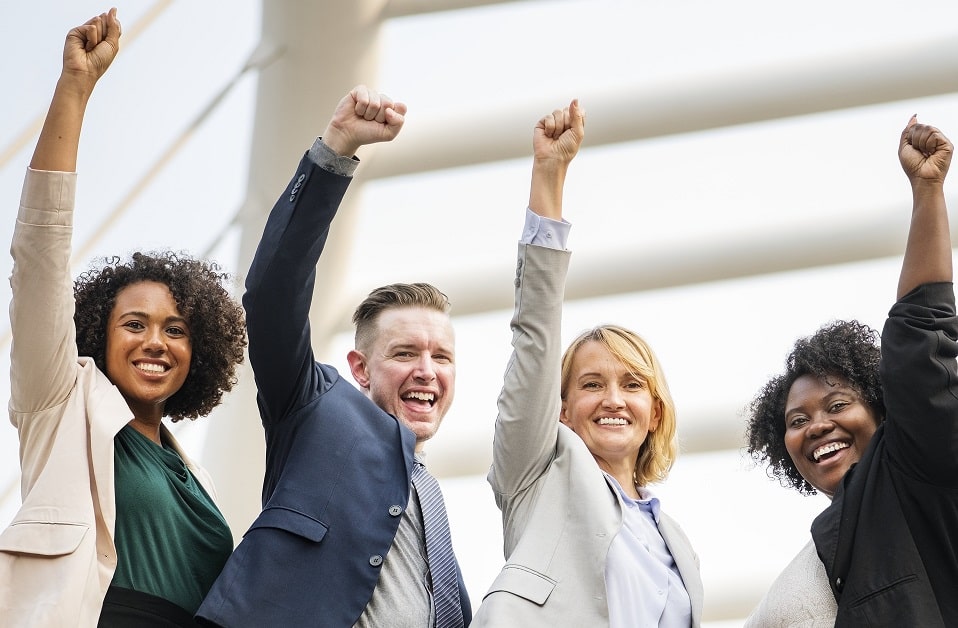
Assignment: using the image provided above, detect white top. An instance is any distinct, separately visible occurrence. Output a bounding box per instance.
[744,539,837,628]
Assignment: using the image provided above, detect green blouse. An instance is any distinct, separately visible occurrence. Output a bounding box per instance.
[111,425,233,614]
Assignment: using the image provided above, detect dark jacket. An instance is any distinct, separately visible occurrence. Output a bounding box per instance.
[812,281,958,627]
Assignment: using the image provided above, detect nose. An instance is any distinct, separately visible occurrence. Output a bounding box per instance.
[601,387,625,409]
[806,412,835,438]
[412,356,437,382]
[142,326,167,352]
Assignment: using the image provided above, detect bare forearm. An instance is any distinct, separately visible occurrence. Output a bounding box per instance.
[30,74,96,172]
[898,180,952,298]
[528,158,569,220]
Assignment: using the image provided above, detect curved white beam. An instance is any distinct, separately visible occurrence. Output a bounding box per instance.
[329,204,951,334]
[363,37,958,180]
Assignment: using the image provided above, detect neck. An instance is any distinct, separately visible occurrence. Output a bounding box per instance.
[595,456,639,499]
[127,417,163,445]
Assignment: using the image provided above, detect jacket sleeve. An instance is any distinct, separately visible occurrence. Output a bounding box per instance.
[9,169,79,423]
[879,281,958,483]
[242,155,352,425]
[489,243,571,500]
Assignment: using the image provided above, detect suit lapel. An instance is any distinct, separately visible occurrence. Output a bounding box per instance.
[85,364,135,535]
[658,514,703,626]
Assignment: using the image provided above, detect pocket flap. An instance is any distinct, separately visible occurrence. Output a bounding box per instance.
[247,506,328,543]
[0,520,88,557]
[485,564,557,605]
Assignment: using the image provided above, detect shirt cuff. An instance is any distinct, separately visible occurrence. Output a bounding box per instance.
[519,207,570,250]
[307,137,360,177]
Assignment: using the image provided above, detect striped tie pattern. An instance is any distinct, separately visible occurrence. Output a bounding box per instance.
[411,461,464,628]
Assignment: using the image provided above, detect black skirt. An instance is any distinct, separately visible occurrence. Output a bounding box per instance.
[98,586,200,627]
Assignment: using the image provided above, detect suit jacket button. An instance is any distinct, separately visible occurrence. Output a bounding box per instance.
[835,577,843,592]
[388,505,402,516]
[369,555,383,567]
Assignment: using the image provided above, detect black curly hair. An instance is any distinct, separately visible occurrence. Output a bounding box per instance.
[73,251,247,421]
[744,320,884,495]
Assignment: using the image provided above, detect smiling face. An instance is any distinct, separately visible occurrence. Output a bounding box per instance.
[784,373,880,497]
[347,306,456,450]
[105,280,192,422]
[560,340,661,471]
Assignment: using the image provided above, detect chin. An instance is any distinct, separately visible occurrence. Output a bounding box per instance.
[399,419,435,439]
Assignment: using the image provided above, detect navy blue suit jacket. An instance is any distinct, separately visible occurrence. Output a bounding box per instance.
[197,155,471,627]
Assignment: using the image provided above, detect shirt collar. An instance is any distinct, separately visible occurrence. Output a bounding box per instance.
[605,472,662,523]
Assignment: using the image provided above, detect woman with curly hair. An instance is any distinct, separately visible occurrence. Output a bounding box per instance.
[744,115,958,627]
[0,9,246,628]
[474,100,702,627]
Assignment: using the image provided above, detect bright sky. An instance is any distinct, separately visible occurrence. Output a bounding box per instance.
[5,1,958,625]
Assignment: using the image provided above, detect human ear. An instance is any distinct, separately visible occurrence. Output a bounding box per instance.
[649,398,663,432]
[346,349,370,389]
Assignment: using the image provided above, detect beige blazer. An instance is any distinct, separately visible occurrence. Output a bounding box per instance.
[472,243,703,627]
[0,169,216,628]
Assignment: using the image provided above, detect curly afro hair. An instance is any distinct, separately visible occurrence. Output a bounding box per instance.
[744,320,884,495]
[74,251,247,421]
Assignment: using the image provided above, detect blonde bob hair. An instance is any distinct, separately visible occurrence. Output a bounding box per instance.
[559,324,678,487]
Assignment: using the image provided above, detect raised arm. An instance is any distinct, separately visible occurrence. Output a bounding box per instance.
[243,85,406,421]
[491,101,585,502]
[11,9,120,419]
[897,115,953,298]
[31,8,121,172]
[881,118,958,481]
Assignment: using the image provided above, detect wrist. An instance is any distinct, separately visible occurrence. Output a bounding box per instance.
[532,156,571,174]
[321,126,359,158]
[911,177,946,196]
[55,72,98,103]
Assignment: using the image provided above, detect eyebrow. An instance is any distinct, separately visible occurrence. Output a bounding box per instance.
[785,389,853,415]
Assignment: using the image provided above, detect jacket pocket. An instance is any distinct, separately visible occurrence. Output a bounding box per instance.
[484,564,557,606]
[245,506,328,543]
[0,520,88,556]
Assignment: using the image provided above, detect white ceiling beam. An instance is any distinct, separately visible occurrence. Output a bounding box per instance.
[362,36,958,180]
[329,205,945,333]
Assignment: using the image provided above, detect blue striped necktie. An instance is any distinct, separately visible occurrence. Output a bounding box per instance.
[411,461,464,628]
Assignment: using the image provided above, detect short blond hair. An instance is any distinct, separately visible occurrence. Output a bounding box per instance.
[352,282,451,352]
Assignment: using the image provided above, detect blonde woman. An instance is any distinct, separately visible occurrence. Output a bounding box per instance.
[473,100,702,627]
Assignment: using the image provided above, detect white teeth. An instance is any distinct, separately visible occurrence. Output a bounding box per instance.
[136,363,166,373]
[813,442,849,461]
[597,417,628,426]
[405,391,435,402]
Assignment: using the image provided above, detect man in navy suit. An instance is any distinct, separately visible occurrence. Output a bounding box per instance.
[197,85,471,627]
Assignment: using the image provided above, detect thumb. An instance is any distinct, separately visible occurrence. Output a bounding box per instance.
[900,114,918,152]
[570,98,586,133]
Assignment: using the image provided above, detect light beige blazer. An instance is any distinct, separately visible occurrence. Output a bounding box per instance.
[473,243,704,627]
[0,169,216,628]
